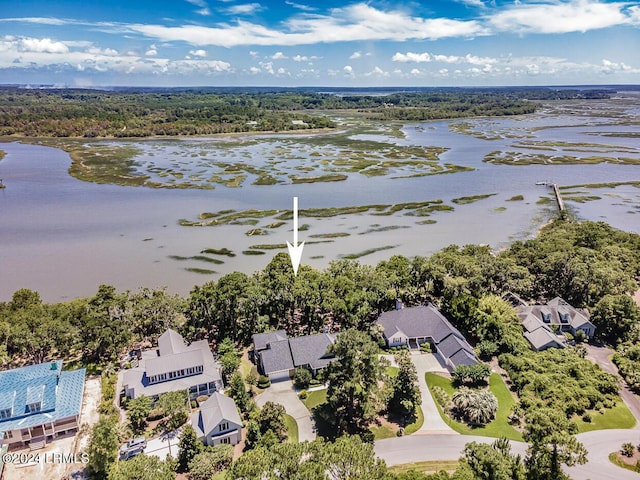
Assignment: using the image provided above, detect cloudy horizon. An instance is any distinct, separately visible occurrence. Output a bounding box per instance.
[1,0,639,87]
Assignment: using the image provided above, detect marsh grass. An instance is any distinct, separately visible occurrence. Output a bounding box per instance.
[452,193,497,205]
[201,248,236,257]
[340,245,397,259]
[185,267,216,274]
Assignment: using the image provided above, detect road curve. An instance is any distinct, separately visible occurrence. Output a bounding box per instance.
[375,430,640,480]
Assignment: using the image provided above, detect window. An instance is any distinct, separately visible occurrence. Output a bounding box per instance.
[27,402,41,413]
[0,408,11,419]
[3,430,12,439]
[219,422,229,431]
[189,386,198,394]
[220,437,231,444]
[208,382,216,391]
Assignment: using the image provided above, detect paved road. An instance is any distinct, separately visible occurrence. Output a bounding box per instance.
[255,380,316,442]
[375,430,640,480]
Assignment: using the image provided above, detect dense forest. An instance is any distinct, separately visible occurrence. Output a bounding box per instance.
[0,86,606,138]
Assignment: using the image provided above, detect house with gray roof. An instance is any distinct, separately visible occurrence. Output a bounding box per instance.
[0,360,85,446]
[517,297,595,351]
[252,331,338,382]
[376,304,478,368]
[122,329,223,401]
[191,392,242,446]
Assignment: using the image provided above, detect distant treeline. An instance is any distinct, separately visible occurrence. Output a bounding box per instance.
[0,86,609,138]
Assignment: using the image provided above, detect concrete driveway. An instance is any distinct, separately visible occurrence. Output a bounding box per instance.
[255,380,315,442]
[143,429,181,461]
[410,353,456,434]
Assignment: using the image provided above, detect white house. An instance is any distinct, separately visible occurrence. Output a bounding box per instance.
[191,393,242,446]
[121,329,223,401]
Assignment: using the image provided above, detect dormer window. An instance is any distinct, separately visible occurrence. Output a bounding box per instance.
[27,402,41,413]
[0,408,11,419]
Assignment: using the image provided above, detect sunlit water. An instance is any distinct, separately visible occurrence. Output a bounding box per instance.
[1,99,638,302]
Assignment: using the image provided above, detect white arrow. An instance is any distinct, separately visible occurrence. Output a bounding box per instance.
[286,196,305,276]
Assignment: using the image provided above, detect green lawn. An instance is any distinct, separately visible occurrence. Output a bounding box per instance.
[404,406,424,435]
[386,366,399,378]
[389,460,459,475]
[608,452,638,473]
[574,401,636,433]
[370,424,396,440]
[426,372,523,441]
[284,413,299,443]
[302,389,328,411]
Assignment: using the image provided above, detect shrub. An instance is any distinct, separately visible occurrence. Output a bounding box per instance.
[477,340,499,360]
[258,375,271,389]
[419,342,432,353]
[432,386,450,409]
[581,412,592,423]
[196,395,209,406]
[299,390,308,400]
[293,368,312,390]
[622,442,635,457]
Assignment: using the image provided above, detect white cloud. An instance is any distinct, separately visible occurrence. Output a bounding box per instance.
[145,45,158,56]
[366,66,389,77]
[410,68,421,75]
[185,0,211,16]
[18,37,68,54]
[433,54,461,63]
[226,3,263,15]
[271,51,287,59]
[249,66,260,74]
[189,49,207,58]
[285,1,316,12]
[260,61,275,74]
[392,52,431,63]
[249,50,259,57]
[292,54,319,62]
[490,0,634,34]
[0,35,231,76]
[601,58,633,74]
[343,65,353,73]
[126,3,486,47]
[350,51,362,59]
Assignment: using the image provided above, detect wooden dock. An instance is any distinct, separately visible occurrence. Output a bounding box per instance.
[537,181,565,211]
[551,183,565,211]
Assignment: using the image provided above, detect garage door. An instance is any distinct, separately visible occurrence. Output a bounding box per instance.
[269,370,291,383]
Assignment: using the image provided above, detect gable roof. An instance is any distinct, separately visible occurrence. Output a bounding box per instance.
[157,329,187,356]
[523,327,565,351]
[0,362,85,432]
[518,297,595,333]
[289,333,337,371]
[377,305,466,343]
[436,333,474,360]
[260,339,295,374]
[376,304,477,367]
[122,330,222,399]
[145,350,204,377]
[192,392,241,437]
[252,330,288,352]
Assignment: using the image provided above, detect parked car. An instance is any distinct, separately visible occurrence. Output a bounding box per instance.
[119,437,147,457]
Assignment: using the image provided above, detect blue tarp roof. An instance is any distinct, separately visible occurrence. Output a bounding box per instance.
[0,361,85,431]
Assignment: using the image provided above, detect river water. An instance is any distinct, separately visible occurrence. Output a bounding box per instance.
[1,96,639,302]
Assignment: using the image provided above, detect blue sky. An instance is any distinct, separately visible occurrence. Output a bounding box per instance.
[1,0,639,87]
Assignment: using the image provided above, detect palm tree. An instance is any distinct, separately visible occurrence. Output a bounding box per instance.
[466,390,498,425]
[452,387,475,414]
